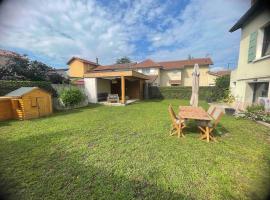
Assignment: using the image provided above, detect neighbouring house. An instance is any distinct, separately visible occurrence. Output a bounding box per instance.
[67,56,221,104]
[229,0,270,109]
[68,57,217,87]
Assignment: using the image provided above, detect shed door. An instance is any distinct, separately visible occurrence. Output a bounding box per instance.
[37,97,47,117]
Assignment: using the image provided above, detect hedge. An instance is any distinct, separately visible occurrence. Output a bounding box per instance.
[0,80,57,96]
[149,86,213,101]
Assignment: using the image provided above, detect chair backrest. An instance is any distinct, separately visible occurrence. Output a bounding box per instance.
[212,108,224,128]
[168,104,177,123]
[207,105,216,117]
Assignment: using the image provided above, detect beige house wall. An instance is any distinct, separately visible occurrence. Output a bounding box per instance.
[236,10,270,80]
[68,60,85,78]
[68,60,97,78]
[182,65,213,86]
[160,70,182,86]
[230,10,270,109]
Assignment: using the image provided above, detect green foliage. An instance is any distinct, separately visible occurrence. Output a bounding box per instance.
[0,56,67,83]
[116,56,131,64]
[149,86,213,101]
[0,80,56,96]
[59,88,84,107]
[210,75,231,102]
[246,104,264,112]
[0,100,270,199]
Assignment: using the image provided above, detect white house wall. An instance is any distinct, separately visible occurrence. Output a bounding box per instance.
[84,78,98,103]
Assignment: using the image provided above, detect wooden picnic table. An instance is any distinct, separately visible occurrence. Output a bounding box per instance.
[178,106,213,142]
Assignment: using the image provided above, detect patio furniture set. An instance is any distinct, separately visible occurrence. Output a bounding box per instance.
[168,105,224,142]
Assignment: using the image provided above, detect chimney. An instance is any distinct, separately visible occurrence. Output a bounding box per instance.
[251,0,257,6]
[96,57,99,65]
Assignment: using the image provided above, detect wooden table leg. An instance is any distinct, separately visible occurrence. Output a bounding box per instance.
[206,127,210,142]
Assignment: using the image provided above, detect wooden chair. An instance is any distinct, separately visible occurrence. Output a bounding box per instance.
[207,105,216,117]
[198,108,224,142]
[168,104,186,138]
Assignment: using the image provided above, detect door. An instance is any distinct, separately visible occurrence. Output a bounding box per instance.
[37,97,47,117]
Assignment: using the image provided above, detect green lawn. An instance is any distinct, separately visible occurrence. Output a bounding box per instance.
[0,99,270,200]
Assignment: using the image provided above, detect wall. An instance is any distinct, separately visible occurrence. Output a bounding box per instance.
[96,78,111,94]
[84,78,97,103]
[236,10,270,81]
[0,98,13,121]
[160,69,182,86]
[68,60,85,78]
[230,10,270,108]
[182,65,212,86]
[137,68,160,85]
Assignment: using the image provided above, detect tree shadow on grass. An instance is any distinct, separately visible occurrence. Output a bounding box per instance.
[0,130,190,200]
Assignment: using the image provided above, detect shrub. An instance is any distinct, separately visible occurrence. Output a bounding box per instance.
[149,86,213,101]
[210,75,230,102]
[239,104,270,123]
[59,88,84,107]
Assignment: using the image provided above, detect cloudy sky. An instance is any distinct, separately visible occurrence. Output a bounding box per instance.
[0,0,249,70]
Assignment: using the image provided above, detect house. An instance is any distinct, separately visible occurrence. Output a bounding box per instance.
[229,0,270,109]
[68,57,216,87]
[67,56,220,104]
[0,87,52,121]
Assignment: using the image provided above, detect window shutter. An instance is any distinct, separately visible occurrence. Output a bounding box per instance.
[248,31,258,62]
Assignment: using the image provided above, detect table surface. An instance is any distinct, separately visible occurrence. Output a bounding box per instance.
[179,106,211,121]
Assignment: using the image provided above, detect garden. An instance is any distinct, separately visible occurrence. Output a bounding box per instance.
[0,99,270,200]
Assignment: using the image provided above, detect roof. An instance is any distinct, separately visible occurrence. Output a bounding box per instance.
[67,57,99,66]
[208,70,231,77]
[146,75,158,83]
[94,62,137,71]
[134,59,161,68]
[158,58,213,70]
[5,87,47,97]
[169,80,181,85]
[229,0,270,32]
[84,70,149,80]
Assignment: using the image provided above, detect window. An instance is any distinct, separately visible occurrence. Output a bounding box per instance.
[142,68,150,74]
[262,24,270,57]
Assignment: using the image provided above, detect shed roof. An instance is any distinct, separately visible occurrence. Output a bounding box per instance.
[5,87,49,97]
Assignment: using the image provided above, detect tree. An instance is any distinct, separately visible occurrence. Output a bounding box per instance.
[210,75,231,102]
[0,56,68,83]
[116,56,131,64]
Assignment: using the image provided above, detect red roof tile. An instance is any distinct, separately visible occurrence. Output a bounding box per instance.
[158,58,213,70]
[134,59,161,68]
[67,57,99,66]
[146,75,158,83]
[208,70,231,77]
[94,62,137,71]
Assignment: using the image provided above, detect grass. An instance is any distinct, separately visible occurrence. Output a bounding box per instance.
[0,99,270,200]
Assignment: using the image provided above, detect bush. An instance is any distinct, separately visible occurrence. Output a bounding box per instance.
[149,86,213,101]
[59,88,84,107]
[0,80,56,96]
[239,104,270,123]
[210,75,230,102]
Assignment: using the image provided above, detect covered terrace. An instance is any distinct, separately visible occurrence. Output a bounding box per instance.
[84,70,149,105]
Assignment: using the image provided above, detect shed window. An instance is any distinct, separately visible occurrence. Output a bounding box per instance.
[31,98,37,107]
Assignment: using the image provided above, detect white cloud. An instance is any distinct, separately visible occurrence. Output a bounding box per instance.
[0,0,249,68]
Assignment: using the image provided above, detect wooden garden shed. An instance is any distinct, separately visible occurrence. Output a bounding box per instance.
[0,87,52,121]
